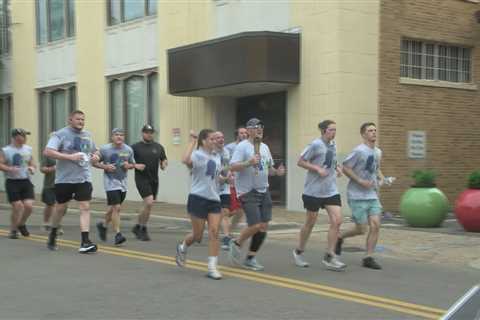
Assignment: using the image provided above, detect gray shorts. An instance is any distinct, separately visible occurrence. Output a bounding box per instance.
[239,190,272,226]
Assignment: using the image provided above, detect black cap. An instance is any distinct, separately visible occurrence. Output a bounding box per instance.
[141,124,155,132]
[246,118,264,128]
[11,128,31,137]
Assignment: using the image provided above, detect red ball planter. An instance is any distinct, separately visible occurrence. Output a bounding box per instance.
[455,189,480,232]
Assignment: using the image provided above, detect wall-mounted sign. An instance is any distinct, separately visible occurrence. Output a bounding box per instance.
[172,128,181,145]
[408,131,426,159]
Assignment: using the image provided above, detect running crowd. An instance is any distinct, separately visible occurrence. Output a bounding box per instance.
[0,110,388,280]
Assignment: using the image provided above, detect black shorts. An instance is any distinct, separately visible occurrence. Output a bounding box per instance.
[239,190,272,226]
[302,194,342,212]
[135,177,159,200]
[55,182,93,204]
[187,194,221,220]
[41,187,56,206]
[106,190,127,206]
[220,194,231,209]
[5,179,35,203]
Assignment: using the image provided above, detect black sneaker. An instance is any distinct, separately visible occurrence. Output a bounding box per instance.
[132,224,141,240]
[140,226,151,241]
[47,232,57,251]
[335,237,343,256]
[79,241,98,254]
[18,225,30,237]
[114,233,126,246]
[96,222,107,242]
[8,230,18,239]
[363,256,382,270]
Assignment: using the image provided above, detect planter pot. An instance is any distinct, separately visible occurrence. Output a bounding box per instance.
[454,189,480,232]
[399,187,449,227]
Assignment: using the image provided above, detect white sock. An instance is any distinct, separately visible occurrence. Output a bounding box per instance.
[208,256,218,270]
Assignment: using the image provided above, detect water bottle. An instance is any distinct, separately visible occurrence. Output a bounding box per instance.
[77,153,90,167]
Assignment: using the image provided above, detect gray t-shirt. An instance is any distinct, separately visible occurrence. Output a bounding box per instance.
[224,141,237,157]
[190,148,221,202]
[99,143,135,192]
[342,143,382,200]
[1,144,33,180]
[230,139,274,195]
[300,138,338,198]
[46,126,96,184]
[217,147,231,195]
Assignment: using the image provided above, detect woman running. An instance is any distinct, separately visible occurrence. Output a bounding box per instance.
[175,129,225,280]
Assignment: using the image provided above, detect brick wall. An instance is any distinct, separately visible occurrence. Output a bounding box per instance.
[379,0,480,212]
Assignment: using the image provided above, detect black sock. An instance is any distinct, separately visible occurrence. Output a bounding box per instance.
[51,228,58,237]
[295,249,304,255]
[81,232,89,244]
[249,232,267,253]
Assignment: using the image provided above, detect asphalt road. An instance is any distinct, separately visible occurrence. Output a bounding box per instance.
[0,207,478,320]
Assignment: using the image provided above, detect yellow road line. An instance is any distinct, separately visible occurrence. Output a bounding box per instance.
[0,230,445,319]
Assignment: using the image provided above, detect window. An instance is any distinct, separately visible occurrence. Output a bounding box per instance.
[38,85,76,151]
[107,0,157,26]
[0,0,10,55]
[401,39,472,83]
[36,0,75,45]
[108,71,158,144]
[0,94,11,146]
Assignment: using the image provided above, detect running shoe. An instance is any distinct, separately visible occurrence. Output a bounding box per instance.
[175,242,187,267]
[114,233,126,246]
[140,226,151,241]
[18,225,30,237]
[322,253,346,271]
[8,230,18,239]
[221,235,231,251]
[79,241,98,254]
[243,257,264,271]
[292,250,309,268]
[96,222,107,242]
[207,269,222,280]
[363,256,382,270]
[47,232,57,251]
[132,224,141,239]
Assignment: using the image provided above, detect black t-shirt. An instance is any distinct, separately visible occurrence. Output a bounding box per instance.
[131,141,167,182]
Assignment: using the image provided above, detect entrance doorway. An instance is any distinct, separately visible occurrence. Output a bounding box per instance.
[236,92,286,205]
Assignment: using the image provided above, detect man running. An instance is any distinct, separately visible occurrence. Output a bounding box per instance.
[221,127,248,248]
[214,131,234,249]
[0,128,36,239]
[228,118,285,271]
[95,128,144,246]
[337,122,384,270]
[131,124,167,241]
[44,110,100,253]
[294,120,346,271]
[40,154,58,233]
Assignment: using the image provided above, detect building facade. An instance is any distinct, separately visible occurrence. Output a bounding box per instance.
[0,0,478,212]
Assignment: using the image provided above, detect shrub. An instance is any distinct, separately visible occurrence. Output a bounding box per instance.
[468,171,480,189]
[412,170,436,188]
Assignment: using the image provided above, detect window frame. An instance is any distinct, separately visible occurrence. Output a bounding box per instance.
[107,69,159,144]
[36,0,76,46]
[37,83,77,155]
[400,38,473,85]
[0,0,10,55]
[107,0,157,26]
[0,94,12,146]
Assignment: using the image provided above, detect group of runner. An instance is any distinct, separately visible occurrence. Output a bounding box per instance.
[0,109,387,280]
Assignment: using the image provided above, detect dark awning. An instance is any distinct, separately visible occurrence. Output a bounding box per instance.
[168,31,300,97]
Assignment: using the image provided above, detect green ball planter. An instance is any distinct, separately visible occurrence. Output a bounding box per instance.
[399,187,449,227]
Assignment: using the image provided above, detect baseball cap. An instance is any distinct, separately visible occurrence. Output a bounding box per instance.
[111,128,125,135]
[245,118,264,129]
[11,128,31,137]
[141,124,155,132]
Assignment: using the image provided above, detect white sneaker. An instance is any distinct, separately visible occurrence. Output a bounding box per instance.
[176,243,187,267]
[243,257,264,271]
[322,253,346,271]
[207,269,222,280]
[292,250,309,268]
